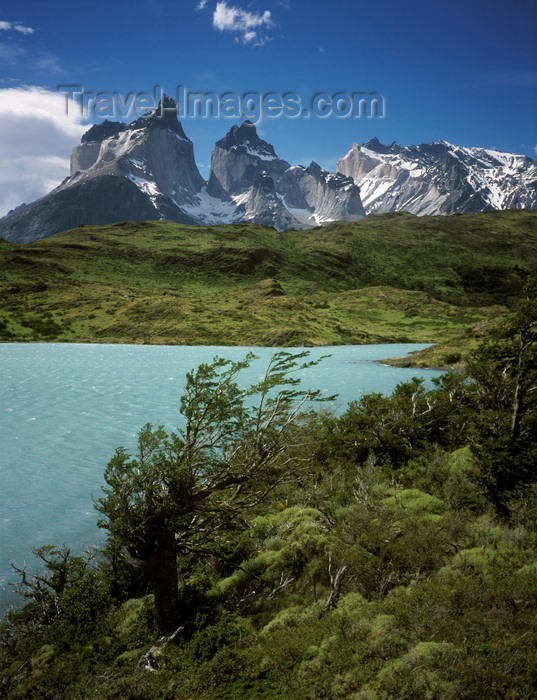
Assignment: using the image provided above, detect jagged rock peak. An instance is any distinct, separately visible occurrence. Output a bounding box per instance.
[302,162,358,191]
[80,96,188,144]
[207,120,289,198]
[362,138,400,154]
[337,138,537,216]
[216,120,278,158]
[129,95,189,140]
[305,161,323,177]
[82,120,127,143]
[277,161,365,226]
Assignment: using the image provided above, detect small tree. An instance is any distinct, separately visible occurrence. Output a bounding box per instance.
[467,280,537,515]
[6,546,99,639]
[95,351,334,633]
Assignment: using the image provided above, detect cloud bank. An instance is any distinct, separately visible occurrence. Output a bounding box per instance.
[0,86,87,217]
[0,20,35,35]
[212,2,273,44]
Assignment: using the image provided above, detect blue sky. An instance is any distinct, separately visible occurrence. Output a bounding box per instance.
[0,0,536,215]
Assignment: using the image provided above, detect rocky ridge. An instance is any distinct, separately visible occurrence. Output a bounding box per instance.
[1,100,535,243]
[0,99,365,243]
[337,138,537,216]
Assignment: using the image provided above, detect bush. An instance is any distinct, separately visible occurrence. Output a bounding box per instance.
[189,612,242,662]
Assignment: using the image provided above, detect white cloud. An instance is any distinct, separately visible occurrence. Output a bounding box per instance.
[196,0,208,9]
[534,145,537,157]
[0,19,61,73]
[0,86,87,216]
[0,20,35,34]
[212,1,273,44]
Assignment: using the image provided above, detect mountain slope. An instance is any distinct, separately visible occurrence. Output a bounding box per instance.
[0,104,367,242]
[278,162,365,226]
[1,210,535,356]
[205,120,365,230]
[243,171,305,230]
[0,176,162,244]
[337,138,537,215]
[0,98,205,243]
[207,120,290,198]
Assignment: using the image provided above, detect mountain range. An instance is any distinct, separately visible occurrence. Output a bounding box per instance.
[337,138,537,216]
[0,97,535,243]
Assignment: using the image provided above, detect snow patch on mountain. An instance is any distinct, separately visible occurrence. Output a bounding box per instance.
[5,98,535,244]
[180,186,243,225]
[337,139,537,215]
[127,175,160,204]
[242,145,279,161]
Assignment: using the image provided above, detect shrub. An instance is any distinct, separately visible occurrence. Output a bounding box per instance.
[189,612,242,662]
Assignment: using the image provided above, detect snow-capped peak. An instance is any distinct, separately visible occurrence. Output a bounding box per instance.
[337,138,537,215]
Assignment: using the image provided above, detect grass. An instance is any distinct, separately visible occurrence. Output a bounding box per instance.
[1,210,536,364]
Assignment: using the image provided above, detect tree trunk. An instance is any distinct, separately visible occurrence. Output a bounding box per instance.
[149,532,180,633]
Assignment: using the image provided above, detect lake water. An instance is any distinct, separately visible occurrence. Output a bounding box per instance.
[0,343,444,614]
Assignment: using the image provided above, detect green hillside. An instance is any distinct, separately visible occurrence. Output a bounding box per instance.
[1,210,536,365]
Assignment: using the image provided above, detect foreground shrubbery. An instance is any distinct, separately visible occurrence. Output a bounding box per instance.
[1,292,536,699]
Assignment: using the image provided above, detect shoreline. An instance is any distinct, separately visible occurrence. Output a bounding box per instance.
[1,339,455,371]
[1,339,463,372]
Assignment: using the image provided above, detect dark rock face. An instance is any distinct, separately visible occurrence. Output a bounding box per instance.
[128,95,190,140]
[243,171,303,230]
[337,139,537,215]
[207,121,290,198]
[216,121,277,156]
[70,99,205,201]
[81,120,127,143]
[1,98,204,242]
[277,162,366,224]
[0,176,165,244]
[0,106,362,242]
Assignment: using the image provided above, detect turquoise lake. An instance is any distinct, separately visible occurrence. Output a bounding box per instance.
[0,343,444,613]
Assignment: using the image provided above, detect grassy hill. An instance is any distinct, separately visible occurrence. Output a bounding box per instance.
[1,209,536,365]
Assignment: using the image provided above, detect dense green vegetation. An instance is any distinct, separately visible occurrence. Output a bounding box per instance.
[2,287,536,699]
[1,210,536,366]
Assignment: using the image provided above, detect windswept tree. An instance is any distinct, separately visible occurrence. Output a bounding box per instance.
[95,351,334,633]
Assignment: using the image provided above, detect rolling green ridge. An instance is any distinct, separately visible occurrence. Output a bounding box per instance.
[1,210,536,366]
